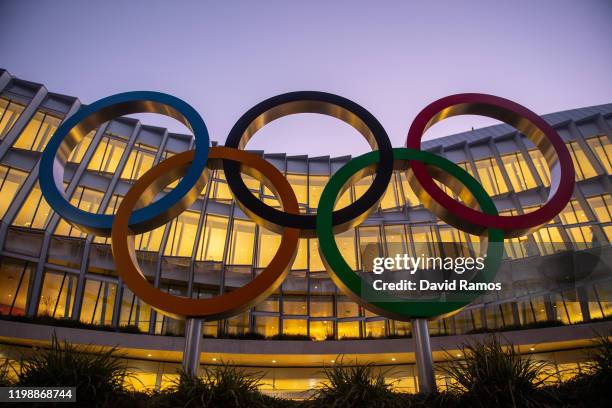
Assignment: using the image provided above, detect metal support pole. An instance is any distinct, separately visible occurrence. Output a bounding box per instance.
[182,317,203,377]
[413,318,436,393]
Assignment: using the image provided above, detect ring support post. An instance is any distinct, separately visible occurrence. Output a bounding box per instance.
[183,317,203,377]
[413,318,436,394]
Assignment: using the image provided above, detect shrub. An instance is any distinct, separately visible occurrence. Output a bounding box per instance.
[441,335,555,407]
[308,357,404,408]
[16,333,139,407]
[551,331,612,408]
[153,363,288,408]
[0,358,13,387]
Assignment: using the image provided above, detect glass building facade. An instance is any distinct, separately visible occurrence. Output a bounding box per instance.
[0,70,611,397]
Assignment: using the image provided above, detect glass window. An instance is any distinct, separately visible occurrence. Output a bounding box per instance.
[12,182,53,229]
[287,174,307,205]
[310,296,333,317]
[208,173,233,202]
[309,238,325,271]
[164,210,200,257]
[87,135,126,174]
[255,296,278,313]
[380,177,399,210]
[517,299,535,325]
[120,143,156,180]
[308,175,327,211]
[0,97,25,140]
[587,195,612,223]
[13,110,61,151]
[226,312,249,336]
[473,157,508,196]
[196,214,228,261]
[337,296,360,318]
[532,226,566,255]
[79,279,116,326]
[594,281,612,318]
[54,187,104,238]
[358,226,381,272]
[67,131,95,163]
[528,149,550,186]
[365,320,386,338]
[92,194,165,251]
[38,270,77,318]
[254,315,278,337]
[558,200,589,225]
[409,225,440,257]
[226,219,255,265]
[585,286,604,320]
[282,318,307,336]
[310,320,333,341]
[399,170,420,207]
[586,135,612,174]
[568,141,597,180]
[0,165,28,219]
[292,239,308,270]
[119,286,152,332]
[283,296,307,315]
[334,228,357,270]
[567,226,595,249]
[501,152,537,191]
[531,296,548,322]
[338,321,360,339]
[354,174,373,204]
[257,226,282,268]
[0,258,32,316]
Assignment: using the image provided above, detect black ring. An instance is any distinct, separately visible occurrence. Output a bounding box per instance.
[223,91,394,238]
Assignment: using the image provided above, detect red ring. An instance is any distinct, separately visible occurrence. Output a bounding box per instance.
[406,93,575,238]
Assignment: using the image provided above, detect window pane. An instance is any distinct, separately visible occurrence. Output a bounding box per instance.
[287,174,307,205]
[587,195,612,223]
[54,187,104,238]
[568,141,597,180]
[0,258,32,316]
[13,111,62,151]
[87,136,126,174]
[197,215,228,261]
[257,227,282,268]
[38,271,77,318]
[501,152,537,191]
[310,320,333,341]
[120,143,156,180]
[474,157,508,196]
[254,315,278,337]
[308,175,327,210]
[338,321,360,339]
[0,165,27,219]
[282,318,307,336]
[528,149,551,186]
[226,219,255,265]
[79,279,116,326]
[67,131,95,163]
[0,97,25,139]
[586,135,612,174]
[164,210,200,257]
[12,182,53,229]
[119,286,151,332]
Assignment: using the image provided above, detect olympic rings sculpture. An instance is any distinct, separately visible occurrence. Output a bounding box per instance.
[39,91,575,321]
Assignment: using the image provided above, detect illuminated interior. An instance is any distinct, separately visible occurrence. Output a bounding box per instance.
[0,71,610,398]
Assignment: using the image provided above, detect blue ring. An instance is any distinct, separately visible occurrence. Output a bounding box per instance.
[39,91,209,235]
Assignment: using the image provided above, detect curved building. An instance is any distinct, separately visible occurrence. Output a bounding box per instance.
[0,70,611,397]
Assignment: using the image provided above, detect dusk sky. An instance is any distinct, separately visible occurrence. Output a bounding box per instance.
[1,1,611,157]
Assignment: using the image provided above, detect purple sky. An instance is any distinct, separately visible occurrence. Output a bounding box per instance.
[1,1,611,157]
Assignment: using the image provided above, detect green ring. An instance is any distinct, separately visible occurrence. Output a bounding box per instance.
[316,148,504,320]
